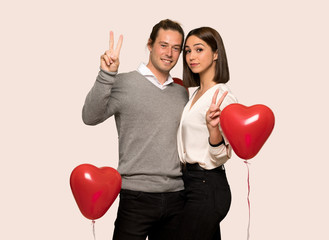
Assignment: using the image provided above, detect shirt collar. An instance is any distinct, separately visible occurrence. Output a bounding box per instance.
[137,63,173,86]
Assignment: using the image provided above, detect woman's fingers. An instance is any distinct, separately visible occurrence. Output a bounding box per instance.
[211,89,228,108]
[216,91,228,108]
[208,108,220,119]
[212,89,219,105]
[208,89,227,121]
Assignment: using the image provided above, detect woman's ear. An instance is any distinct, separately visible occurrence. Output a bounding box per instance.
[213,50,218,61]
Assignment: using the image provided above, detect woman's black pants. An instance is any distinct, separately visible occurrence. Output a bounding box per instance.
[175,163,231,240]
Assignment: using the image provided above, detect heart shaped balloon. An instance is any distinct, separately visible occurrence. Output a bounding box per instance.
[173,77,188,92]
[220,103,275,160]
[70,164,121,220]
[173,77,184,86]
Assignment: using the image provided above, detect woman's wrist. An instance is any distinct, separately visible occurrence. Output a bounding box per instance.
[208,137,224,147]
[208,127,223,146]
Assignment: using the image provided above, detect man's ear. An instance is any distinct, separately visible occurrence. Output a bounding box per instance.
[147,39,153,51]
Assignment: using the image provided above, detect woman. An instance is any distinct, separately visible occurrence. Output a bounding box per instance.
[176,27,238,240]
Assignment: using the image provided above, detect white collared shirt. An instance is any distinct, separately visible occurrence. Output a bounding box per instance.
[177,84,238,170]
[137,63,173,90]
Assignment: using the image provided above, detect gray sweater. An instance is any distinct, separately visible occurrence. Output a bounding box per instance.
[82,70,188,192]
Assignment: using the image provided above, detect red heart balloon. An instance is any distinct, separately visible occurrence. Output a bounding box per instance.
[70,164,121,220]
[173,77,184,86]
[220,104,275,160]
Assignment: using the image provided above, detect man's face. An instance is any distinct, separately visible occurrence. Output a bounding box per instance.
[147,29,183,76]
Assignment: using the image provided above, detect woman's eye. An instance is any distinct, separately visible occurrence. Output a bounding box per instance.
[196,48,203,52]
[185,49,191,54]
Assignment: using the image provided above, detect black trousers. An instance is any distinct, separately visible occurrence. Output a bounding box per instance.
[175,163,231,240]
[113,189,185,240]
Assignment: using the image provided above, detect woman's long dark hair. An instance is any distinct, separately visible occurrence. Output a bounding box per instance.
[183,27,230,87]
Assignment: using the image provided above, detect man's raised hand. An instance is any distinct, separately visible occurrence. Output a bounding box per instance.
[100,31,123,72]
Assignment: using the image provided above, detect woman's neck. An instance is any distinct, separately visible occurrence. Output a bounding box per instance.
[199,68,216,93]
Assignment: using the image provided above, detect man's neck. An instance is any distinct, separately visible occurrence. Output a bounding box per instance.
[146,64,169,85]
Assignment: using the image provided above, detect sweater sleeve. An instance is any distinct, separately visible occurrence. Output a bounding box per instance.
[82,69,120,125]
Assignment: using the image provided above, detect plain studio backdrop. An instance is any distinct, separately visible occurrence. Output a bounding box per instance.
[1,0,328,239]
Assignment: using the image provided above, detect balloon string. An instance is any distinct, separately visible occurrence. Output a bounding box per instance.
[244,160,251,240]
[92,220,96,240]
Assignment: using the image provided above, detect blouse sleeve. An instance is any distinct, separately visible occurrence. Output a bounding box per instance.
[208,84,238,166]
[208,143,232,166]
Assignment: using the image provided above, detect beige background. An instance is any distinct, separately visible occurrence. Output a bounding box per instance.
[1,0,328,239]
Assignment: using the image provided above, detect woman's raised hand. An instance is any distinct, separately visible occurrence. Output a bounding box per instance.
[206,89,228,129]
[100,31,123,72]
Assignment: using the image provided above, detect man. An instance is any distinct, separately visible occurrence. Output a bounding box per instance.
[82,19,188,240]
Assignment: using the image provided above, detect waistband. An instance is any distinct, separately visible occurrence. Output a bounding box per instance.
[183,163,225,172]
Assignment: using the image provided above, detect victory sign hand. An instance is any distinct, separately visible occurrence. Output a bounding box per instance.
[100,31,123,72]
[206,89,228,129]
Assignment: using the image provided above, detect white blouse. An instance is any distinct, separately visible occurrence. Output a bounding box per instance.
[177,84,238,170]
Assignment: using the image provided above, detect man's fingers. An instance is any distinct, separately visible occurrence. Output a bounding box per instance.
[102,54,111,65]
[109,32,123,58]
[115,35,123,56]
[110,55,117,64]
[109,31,114,51]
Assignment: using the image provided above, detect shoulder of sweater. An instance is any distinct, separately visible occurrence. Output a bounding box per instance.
[112,70,145,86]
[116,70,141,79]
[170,83,189,98]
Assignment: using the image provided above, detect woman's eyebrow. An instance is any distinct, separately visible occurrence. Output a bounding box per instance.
[185,43,205,48]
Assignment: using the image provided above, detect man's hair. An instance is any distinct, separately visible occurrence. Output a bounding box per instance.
[148,19,184,50]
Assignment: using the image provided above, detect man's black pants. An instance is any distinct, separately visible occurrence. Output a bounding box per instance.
[113,189,185,240]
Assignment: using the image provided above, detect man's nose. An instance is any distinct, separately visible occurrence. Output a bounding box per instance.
[166,47,173,57]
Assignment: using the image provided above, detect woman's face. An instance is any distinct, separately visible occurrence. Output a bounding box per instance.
[184,35,218,75]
